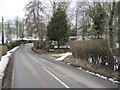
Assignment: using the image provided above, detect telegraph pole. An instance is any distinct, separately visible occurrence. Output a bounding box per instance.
[2,17,4,45]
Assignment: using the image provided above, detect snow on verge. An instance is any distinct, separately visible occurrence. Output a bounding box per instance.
[78,67,120,84]
[52,52,120,84]
[0,46,19,79]
[52,52,72,61]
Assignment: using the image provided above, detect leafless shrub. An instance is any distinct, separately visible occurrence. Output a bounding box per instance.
[71,39,111,66]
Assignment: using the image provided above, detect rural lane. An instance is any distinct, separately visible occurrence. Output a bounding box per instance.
[12,43,119,88]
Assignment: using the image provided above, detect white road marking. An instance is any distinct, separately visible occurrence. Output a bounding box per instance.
[42,67,70,88]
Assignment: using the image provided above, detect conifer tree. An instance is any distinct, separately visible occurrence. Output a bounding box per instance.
[47,6,69,48]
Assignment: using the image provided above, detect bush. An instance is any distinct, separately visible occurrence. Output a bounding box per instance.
[0,45,7,60]
[34,40,49,49]
[5,40,35,51]
[71,39,111,65]
[0,45,8,60]
[2,45,8,55]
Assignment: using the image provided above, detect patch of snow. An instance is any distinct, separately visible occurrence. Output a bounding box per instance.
[60,45,70,49]
[67,63,70,65]
[78,67,82,70]
[117,57,120,63]
[8,46,19,53]
[77,67,120,84]
[106,62,108,65]
[100,75,107,79]
[0,46,19,79]
[88,71,95,75]
[114,56,117,60]
[89,58,92,63]
[0,53,12,79]
[96,74,101,77]
[54,46,58,48]
[99,58,102,63]
[109,78,120,84]
[114,65,118,70]
[85,70,89,73]
[25,43,33,46]
[23,37,39,40]
[116,43,119,48]
[56,52,72,61]
[52,52,72,61]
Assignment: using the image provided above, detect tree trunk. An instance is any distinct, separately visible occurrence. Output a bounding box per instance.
[118,2,120,57]
[118,2,120,81]
[109,2,115,51]
[108,2,115,70]
[75,9,78,35]
[58,41,60,49]
[2,17,4,45]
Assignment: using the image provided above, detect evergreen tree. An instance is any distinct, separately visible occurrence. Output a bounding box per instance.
[47,6,69,48]
[87,3,107,39]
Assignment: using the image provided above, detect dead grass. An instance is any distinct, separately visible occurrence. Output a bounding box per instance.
[63,55,119,81]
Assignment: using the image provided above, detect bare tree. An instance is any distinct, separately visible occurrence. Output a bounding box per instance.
[14,17,20,39]
[109,2,116,51]
[73,2,91,39]
[49,0,58,13]
[5,20,13,41]
[25,1,46,41]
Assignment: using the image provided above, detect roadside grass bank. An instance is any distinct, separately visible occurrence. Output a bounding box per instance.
[63,55,120,83]
[33,39,120,84]
[0,40,35,89]
[0,46,19,89]
[70,39,120,83]
[0,40,35,60]
[2,54,14,88]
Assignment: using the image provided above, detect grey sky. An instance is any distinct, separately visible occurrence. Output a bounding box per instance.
[0,0,74,22]
[0,0,28,22]
[0,0,116,22]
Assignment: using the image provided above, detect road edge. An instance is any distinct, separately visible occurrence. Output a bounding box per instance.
[1,46,19,89]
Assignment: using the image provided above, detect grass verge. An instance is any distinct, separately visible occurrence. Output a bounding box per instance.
[63,55,119,82]
[2,54,14,88]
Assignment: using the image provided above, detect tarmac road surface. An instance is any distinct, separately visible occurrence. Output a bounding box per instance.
[12,44,119,88]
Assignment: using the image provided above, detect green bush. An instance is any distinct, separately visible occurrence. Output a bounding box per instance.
[71,39,111,65]
[5,40,35,51]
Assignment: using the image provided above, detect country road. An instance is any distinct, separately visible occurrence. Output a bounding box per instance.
[12,43,119,88]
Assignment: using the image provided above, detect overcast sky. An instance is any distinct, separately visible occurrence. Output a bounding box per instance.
[0,0,117,22]
[0,0,29,22]
[0,0,75,22]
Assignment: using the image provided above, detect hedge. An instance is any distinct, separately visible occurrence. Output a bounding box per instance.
[70,39,113,67]
[5,40,35,51]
